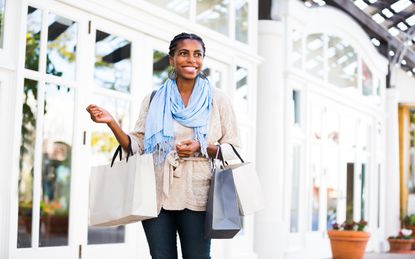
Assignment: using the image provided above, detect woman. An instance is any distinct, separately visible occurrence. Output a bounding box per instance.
[86,32,240,259]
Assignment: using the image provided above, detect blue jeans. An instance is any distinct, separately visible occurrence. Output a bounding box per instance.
[142,209,211,259]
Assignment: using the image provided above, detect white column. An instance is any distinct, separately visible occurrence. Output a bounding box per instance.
[384,88,401,239]
[255,20,287,259]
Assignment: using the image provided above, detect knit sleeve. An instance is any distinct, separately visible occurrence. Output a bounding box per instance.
[215,90,242,161]
[128,94,151,155]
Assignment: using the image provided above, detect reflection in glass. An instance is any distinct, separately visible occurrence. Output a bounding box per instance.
[292,90,300,125]
[25,6,42,71]
[290,144,301,232]
[197,0,229,35]
[203,67,222,88]
[306,34,325,79]
[342,116,356,149]
[327,36,357,88]
[346,163,354,222]
[409,111,415,194]
[311,144,321,231]
[39,83,74,247]
[95,30,131,93]
[362,60,373,96]
[235,0,248,43]
[153,50,169,89]
[326,147,339,230]
[311,105,322,140]
[0,0,5,47]
[291,30,302,69]
[326,110,339,145]
[17,79,38,248]
[88,94,129,244]
[145,0,190,17]
[360,164,366,220]
[46,13,77,80]
[235,66,248,112]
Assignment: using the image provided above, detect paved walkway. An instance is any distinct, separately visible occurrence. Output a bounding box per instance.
[365,253,415,258]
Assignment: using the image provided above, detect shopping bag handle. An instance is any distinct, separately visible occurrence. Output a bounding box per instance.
[228,143,245,163]
[110,135,134,167]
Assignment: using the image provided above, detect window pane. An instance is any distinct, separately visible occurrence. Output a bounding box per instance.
[362,60,373,96]
[311,144,321,231]
[145,0,190,18]
[46,14,77,80]
[360,163,366,220]
[235,0,248,43]
[291,30,302,69]
[95,30,131,93]
[235,66,248,112]
[311,105,322,141]
[153,50,169,89]
[292,90,300,125]
[196,0,229,35]
[88,94,129,244]
[203,67,222,89]
[39,83,74,247]
[326,110,339,145]
[25,6,42,71]
[305,34,325,79]
[346,163,354,222]
[327,36,357,88]
[17,79,38,248]
[290,144,301,232]
[410,110,415,194]
[0,0,6,48]
[326,147,339,230]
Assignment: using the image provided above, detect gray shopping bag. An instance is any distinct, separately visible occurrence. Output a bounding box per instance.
[205,161,242,239]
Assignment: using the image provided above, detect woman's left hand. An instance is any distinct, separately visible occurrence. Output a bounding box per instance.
[176,140,200,157]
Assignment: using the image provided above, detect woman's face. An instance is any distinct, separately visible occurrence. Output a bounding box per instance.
[169,39,204,81]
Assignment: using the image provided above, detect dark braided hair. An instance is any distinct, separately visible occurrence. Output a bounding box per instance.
[169,32,206,57]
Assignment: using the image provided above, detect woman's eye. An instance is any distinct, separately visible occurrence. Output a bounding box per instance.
[179,52,187,56]
[195,53,202,57]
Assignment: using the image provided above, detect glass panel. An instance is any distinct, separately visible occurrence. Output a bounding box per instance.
[46,13,77,80]
[326,110,339,145]
[235,0,248,43]
[410,110,415,194]
[326,147,339,230]
[88,94,129,244]
[377,164,381,228]
[292,90,300,125]
[362,60,373,96]
[0,0,6,48]
[291,30,302,69]
[305,34,325,79]
[346,163,354,222]
[25,6,42,71]
[17,79,38,248]
[39,83,74,247]
[376,78,381,96]
[196,0,229,35]
[95,30,131,93]
[311,105,322,141]
[145,0,190,17]
[153,50,169,89]
[290,144,301,232]
[360,164,366,220]
[203,67,222,88]
[235,66,248,112]
[311,144,321,231]
[341,116,356,149]
[327,36,358,88]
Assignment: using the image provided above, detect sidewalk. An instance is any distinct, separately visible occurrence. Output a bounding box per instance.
[365,253,415,258]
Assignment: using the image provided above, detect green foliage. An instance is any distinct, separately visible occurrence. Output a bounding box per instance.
[404,214,415,226]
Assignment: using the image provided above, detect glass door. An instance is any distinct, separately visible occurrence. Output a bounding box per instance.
[14,1,87,258]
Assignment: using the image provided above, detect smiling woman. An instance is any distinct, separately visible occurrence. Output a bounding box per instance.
[0,0,5,48]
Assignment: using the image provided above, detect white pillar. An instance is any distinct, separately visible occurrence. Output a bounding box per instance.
[255,20,287,259]
[384,88,401,238]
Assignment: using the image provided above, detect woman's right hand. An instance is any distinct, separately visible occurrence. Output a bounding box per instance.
[86,104,114,124]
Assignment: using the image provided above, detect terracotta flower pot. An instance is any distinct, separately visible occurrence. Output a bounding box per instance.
[388,239,414,253]
[328,230,370,259]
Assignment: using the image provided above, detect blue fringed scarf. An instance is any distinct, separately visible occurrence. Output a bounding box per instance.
[144,75,212,163]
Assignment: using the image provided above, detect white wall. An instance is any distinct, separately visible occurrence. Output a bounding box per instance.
[395,68,415,104]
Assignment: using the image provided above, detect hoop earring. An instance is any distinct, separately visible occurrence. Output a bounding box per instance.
[199,71,207,79]
[168,70,177,80]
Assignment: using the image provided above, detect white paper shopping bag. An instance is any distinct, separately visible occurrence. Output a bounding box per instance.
[89,142,157,227]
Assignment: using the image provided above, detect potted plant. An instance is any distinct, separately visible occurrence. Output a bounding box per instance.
[388,229,414,253]
[327,220,370,259]
[403,214,415,237]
